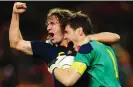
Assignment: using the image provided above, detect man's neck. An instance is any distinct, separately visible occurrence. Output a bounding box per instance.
[76,36,90,47]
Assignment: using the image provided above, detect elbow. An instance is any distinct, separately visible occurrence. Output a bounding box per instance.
[116,34,120,41]
[107,32,120,42]
[10,44,19,51]
[113,33,120,42]
[9,38,18,49]
[10,41,20,50]
[10,43,13,48]
[63,79,75,86]
[10,43,16,49]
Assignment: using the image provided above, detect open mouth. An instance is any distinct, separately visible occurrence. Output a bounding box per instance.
[48,33,54,39]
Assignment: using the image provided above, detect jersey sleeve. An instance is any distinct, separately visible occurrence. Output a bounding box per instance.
[74,42,94,66]
[70,43,94,75]
[31,41,60,63]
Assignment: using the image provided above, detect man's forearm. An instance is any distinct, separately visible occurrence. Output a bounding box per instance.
[89,32,120,44]
[9,13,23,48]
[54,67,80,87]
[54,68,73,86]
[8,2,33,55]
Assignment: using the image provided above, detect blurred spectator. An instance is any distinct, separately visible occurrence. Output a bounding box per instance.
[113,44,133,87]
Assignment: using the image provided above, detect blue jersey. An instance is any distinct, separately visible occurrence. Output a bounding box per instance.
[31,41,89,87]
[31,41,76,64]
[31,41,76,87]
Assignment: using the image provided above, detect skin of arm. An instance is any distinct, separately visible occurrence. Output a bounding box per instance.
[88,32,120,44]
[53,67,81,86]
[9,2,32,55]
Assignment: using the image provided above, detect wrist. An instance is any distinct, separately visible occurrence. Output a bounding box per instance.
[49,64,60,74]
[53,67,57,74]
[12,11,19,15]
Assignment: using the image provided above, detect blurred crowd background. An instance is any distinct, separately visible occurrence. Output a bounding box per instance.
[0,1,133,87]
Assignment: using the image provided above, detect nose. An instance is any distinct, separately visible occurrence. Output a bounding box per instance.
[64,33,68,38]
[47,25,51,31]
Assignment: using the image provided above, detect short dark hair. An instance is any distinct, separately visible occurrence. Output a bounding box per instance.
[65,12,93,35]
[46,8,74,31]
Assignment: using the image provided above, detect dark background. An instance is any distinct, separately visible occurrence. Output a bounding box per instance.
[0,1,133,87]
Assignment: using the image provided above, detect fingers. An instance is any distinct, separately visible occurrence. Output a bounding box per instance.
[13,2,27,14]
[15,2,27,9]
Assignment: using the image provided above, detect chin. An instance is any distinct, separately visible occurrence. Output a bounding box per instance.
[51,40,59,44]
[52,38,63,44]
[51,40,56,44]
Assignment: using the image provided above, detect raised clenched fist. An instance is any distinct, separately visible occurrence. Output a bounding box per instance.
[13,2,27,14]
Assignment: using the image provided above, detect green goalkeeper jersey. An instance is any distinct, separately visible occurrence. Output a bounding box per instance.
[73,41,121,87]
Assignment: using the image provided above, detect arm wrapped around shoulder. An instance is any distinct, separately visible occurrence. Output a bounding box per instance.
[49,55,74,73]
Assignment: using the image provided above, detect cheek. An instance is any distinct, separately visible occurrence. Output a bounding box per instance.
[67,33,71,38]
[71,33,76,38]
[68,34,74,41]
[56,26,62,34]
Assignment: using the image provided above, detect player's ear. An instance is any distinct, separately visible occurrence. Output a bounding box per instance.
[76,27,83,36]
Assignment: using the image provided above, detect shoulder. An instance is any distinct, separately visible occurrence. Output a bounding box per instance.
[78,41,104,54]
[78,42,93,54]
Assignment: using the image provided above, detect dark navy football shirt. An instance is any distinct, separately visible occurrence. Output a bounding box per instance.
[31,41,76,64]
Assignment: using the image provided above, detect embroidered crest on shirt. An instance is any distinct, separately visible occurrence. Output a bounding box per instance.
[67,50,72,55]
